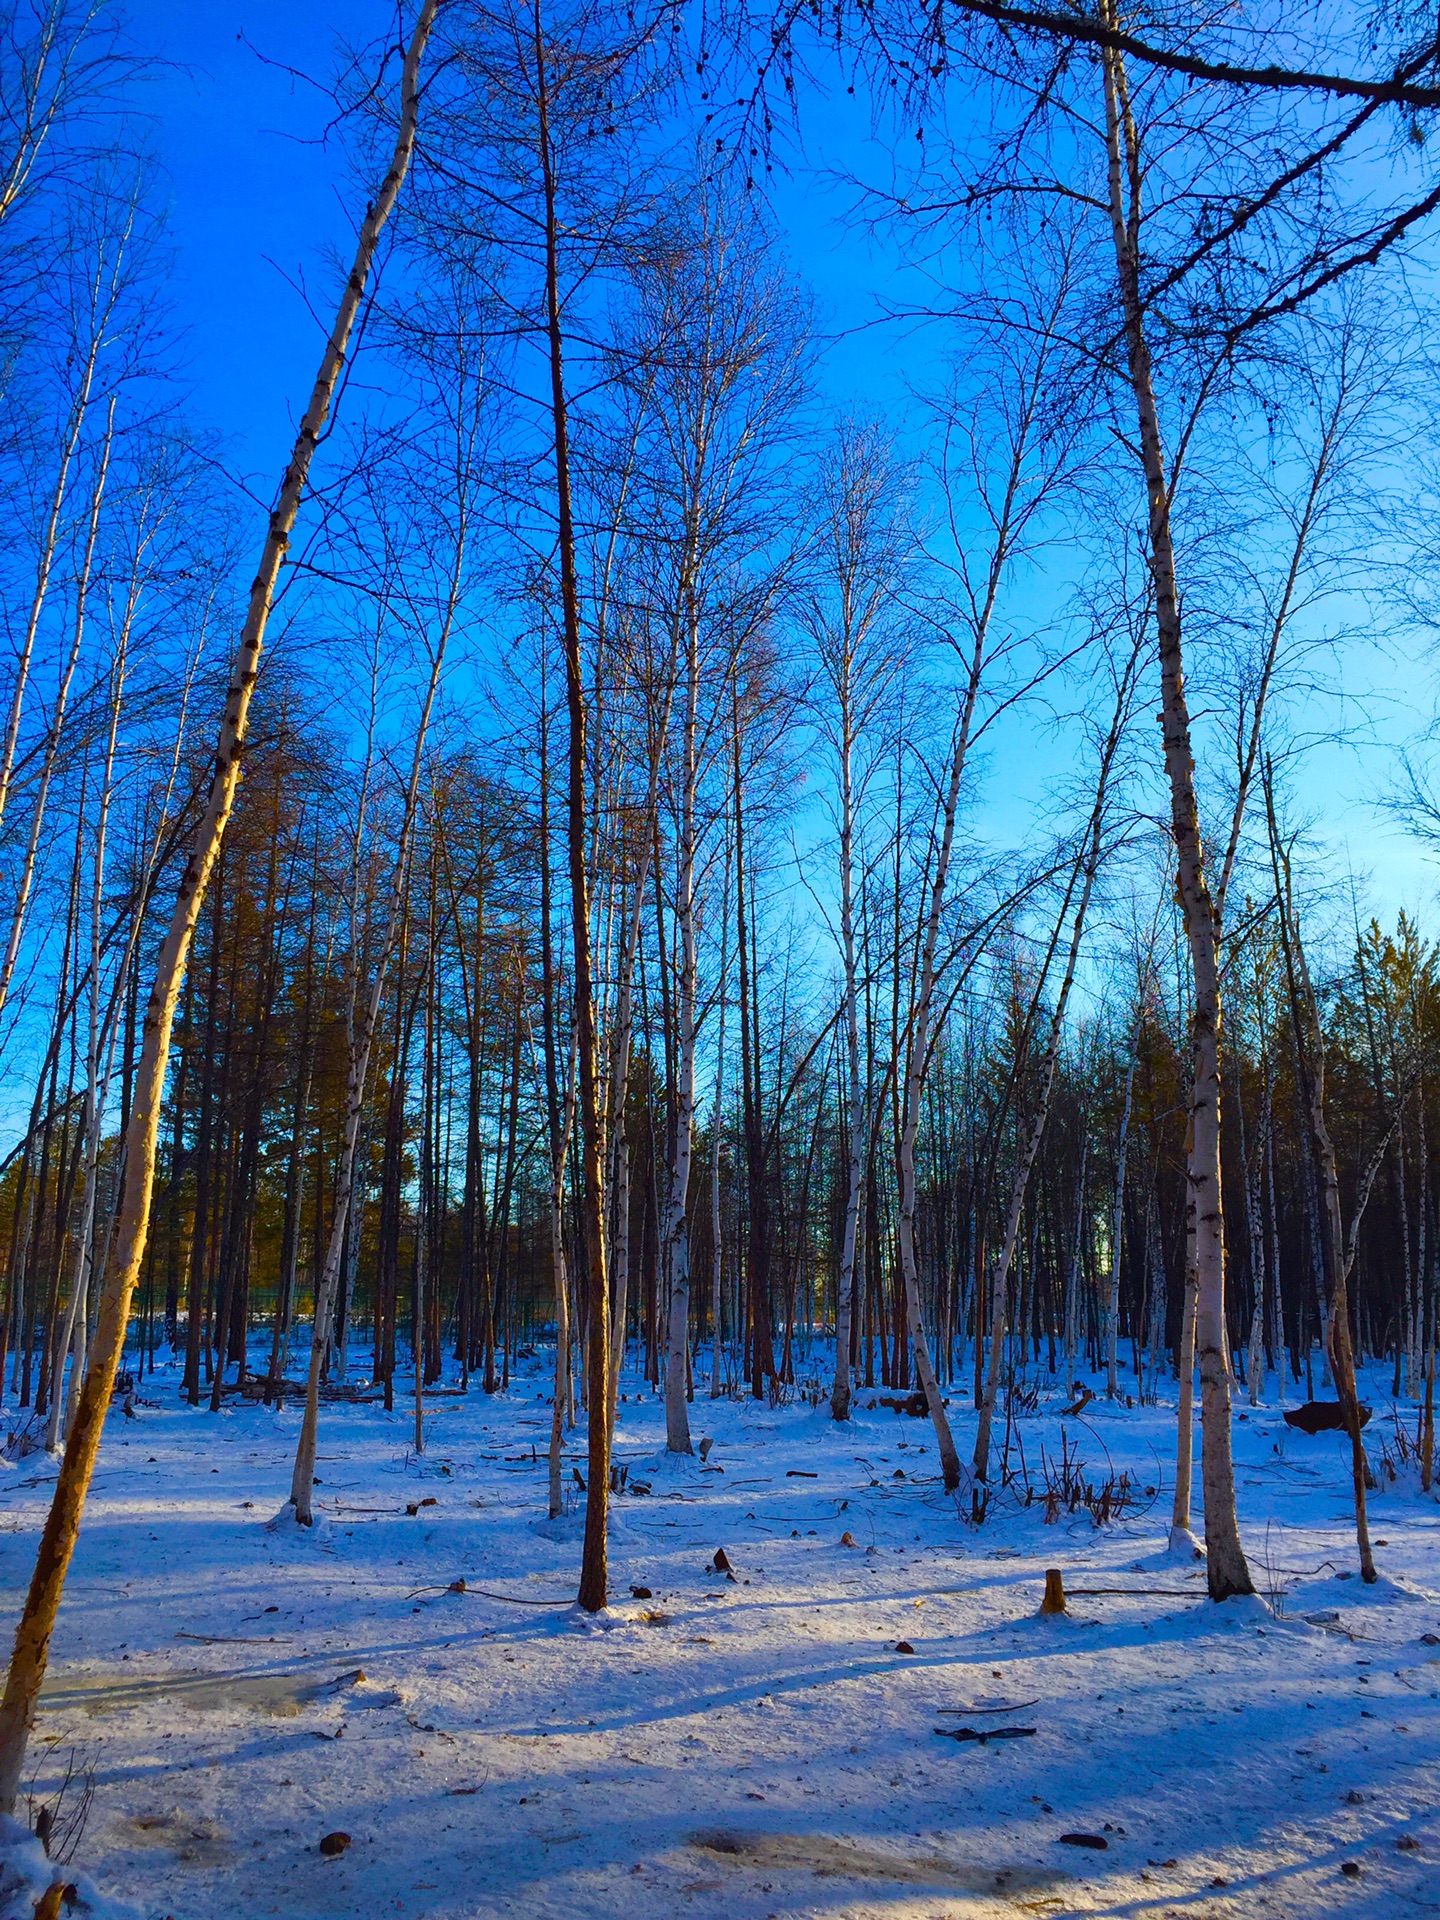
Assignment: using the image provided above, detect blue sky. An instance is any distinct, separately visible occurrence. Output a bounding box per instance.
[125,1,399,479]
[121,1,1440,943]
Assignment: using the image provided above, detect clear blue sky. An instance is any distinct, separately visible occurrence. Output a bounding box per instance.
[126,1,398,481]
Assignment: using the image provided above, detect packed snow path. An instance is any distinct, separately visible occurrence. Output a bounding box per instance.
[1,1358,1437,1918]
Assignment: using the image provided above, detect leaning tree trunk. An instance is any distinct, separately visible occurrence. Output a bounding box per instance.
[1101,28,1252,1600]
[0,404,113,1038]
[0,0,440,1814]
[0,306,106,846]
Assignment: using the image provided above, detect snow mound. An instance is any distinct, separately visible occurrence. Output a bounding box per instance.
[1289,1567,1437,1612]
[1215,1590,1274,1624]
[0,1815,142,1920]
[1162,1525,1206,1562]
[568,1604,630,1632]
[623,1445,709,1485]
[530,1510,586,1541]
[264,1503,325,1537]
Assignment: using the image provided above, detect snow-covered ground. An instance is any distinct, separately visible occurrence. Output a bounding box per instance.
[1,1352,1437,1919]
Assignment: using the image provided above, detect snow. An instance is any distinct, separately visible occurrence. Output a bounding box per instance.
[1,1354,1438,1918]
[0,1811,142,1918]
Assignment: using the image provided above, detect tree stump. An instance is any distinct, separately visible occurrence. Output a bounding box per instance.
[1039,1568,1067,1615]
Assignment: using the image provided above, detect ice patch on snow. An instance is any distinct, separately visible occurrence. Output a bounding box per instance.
[690,1825,1068,1892]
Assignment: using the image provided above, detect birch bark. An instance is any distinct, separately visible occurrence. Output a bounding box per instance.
[830,696,865,1422]
[1100,23,1252,1597]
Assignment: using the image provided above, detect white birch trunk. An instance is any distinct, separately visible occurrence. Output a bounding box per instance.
[1101,23,1252,1596]
[709,855,729,1397]
[53,636,125,1450]
[0,325,104,844]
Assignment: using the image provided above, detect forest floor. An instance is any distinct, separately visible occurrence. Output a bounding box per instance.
[1,1351,1438,1920]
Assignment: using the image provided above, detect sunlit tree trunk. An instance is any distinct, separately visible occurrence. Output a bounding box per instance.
[0,0,440,1809]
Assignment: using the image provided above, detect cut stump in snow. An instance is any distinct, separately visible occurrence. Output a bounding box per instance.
[1039,1569,1067,1615]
